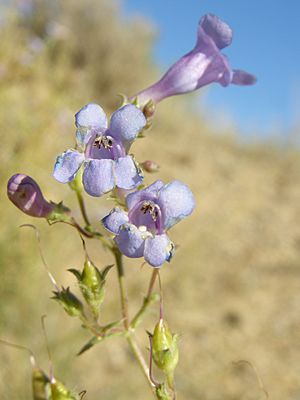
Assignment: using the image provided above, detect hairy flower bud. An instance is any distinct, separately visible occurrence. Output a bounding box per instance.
[142,99,156,119]
[140,160,160,173]
[152,319,179,383]
[7,174,55,218]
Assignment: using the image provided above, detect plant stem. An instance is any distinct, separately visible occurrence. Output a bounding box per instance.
[147,269,159,298]
[114,248,129,330]
[75,190,91,227]
[113,249,157,398]
[130,269,159,329]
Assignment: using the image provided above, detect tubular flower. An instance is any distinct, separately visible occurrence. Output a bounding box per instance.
[102,180,195,268]
[7,174,55,218]
[53,103,146,197]
[135,13,256,106]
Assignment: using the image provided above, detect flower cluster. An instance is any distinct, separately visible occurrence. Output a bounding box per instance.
[7,13,256,269]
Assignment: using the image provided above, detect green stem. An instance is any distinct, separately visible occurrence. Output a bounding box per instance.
[113,249,157,398]
[131,269,159,329]
[114,248,129,330]
[75,190,91,227]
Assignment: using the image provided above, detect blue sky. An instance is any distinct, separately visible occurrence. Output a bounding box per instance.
[124,0,300,137]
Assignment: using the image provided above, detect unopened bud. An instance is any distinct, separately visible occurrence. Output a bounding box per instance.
[52,287,84,318]
[51,378,78,400]
[140,160,160,173]
[152,319,179,383]
[142,99,156,119]
[7,174,55,218]
[32,366,51,400]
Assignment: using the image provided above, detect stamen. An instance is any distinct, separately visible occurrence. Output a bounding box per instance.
[140,201,159,222]
[93,136,113,150]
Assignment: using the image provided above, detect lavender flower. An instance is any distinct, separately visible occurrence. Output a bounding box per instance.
[7,174,55,218]
[102,180,195,267]
[53,103,146,197]
[135,13,256,106]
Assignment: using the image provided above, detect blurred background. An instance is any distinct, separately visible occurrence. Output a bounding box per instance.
[0,0,300,399]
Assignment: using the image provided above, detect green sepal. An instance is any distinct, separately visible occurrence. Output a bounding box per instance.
[47,202,71,224]
[155,383,173,400]
[117,93,129,107]
[52,287,85,318]
[68,167,83,192]
[32,367,51,400]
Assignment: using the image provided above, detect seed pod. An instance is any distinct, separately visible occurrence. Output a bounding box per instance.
[152,319,179,386]
[51,378,78,400]
[52,287,85,318]
[79,259,105,319]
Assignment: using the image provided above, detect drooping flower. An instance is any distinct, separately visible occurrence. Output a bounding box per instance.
[7,174,55,218]
[53,103,146,197]
[135,13,256,106]
[102,180,195,267]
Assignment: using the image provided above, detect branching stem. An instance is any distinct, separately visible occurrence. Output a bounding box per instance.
[113,249,157,398]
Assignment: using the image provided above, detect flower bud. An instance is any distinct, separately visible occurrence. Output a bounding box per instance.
[142,99,156,119]
[51,378,78,400]
[140,160,160,173]
[7,174,55,218]
[52,287,85,318]
[32,366,51,400]
[152,319,179,384]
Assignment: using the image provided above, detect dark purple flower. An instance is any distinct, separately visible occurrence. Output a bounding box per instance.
[53,103,146,197]
[7,174,55,218]
[135,14,256,106]
[102,180,195,268]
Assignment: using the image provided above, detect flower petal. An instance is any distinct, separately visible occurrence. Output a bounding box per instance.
[115,155,143,190]
[158,180,195,230]
[126,180,164,211]
[197,14,232,50]
[232,69,257,86]
[109,104,146,145]
[144,234,174,268]
[115,223,145,258]
[102,207,129,234]
[53,150,84,183]
[75,103,107,130]
[82,159,114,197]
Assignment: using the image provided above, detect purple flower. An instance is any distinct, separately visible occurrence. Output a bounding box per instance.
[135,14,256,106]
[7,174,55,218]
[102,180,195,268]
[53,103,146,197]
